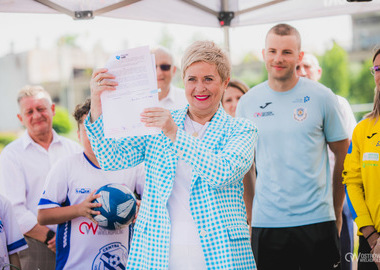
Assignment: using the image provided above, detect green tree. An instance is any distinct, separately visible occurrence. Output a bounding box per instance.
[57,34,79,47]
[349,58,376,104]
[0,133,17,152]
[231,51,267,88]
[242,52,260,63]
[52,106,74,134]
[320,42,350,97]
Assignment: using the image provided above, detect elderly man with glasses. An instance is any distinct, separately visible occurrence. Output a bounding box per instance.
[152,46,188,110]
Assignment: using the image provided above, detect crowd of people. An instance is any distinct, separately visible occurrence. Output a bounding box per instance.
[0,23,379,270]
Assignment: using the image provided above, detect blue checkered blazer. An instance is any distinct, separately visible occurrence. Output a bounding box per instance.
[85,105,257,269]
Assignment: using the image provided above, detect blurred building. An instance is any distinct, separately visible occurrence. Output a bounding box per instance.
[350,12,380,61]
[0,44,109,132]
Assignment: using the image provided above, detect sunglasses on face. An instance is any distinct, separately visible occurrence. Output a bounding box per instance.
[370,65,380,76]
[156,64,171,71]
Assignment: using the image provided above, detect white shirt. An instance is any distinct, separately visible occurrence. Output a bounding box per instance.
[159,85,188,111]
[0,130,82,234]
[0,195,28,268]
[167,115,209,270]
[38,152,145,270]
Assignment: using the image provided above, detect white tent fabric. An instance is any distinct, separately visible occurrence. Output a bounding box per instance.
[1,0,380,27]
[0,0,377,130]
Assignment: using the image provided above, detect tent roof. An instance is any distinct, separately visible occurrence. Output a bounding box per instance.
[1,0,380,28]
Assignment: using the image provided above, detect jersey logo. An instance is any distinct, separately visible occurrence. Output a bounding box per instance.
[363,152,379,161]
[76,188,91,194]
[292,96,311,103]
[367,133,377,139]
[294,107,307,121]
[259,102,272,109]
[80,222,99,235]
[92,242,128,270]
[254,111,274,118]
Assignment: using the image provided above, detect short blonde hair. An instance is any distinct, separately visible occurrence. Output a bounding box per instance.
[181,41,230,82]
[17,85,52,105]
[267,23,301,51]
[303,52,320,68]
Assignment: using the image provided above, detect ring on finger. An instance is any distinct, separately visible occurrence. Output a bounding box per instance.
[97,79,102,86]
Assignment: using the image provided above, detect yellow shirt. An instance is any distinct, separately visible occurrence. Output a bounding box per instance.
[343,117,380,234]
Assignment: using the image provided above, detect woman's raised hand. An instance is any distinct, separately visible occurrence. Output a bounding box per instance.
[90,68,118,122]
[141,107,178,142]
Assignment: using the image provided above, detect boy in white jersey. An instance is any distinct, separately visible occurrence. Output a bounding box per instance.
[0,195,28,269]
[37,99,145,269]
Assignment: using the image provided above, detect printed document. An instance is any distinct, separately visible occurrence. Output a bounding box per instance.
[101,46,160,138]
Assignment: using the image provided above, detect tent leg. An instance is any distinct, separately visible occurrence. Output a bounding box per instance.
[223,26,230,54]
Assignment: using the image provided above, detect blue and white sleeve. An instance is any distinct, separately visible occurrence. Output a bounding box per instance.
[0,195,28,255]
[323,90,349,142]
[84,114,148,171]
[171,119,257,189]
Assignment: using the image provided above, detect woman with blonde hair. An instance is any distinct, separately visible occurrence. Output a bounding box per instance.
[85,40,257,269]
[343,47,380,270]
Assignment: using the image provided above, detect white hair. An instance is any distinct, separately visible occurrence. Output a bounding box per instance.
[303,52,320,68]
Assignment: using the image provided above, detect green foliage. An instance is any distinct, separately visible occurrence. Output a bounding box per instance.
[235,64,267,89]
[231,50,267,89]
[57,34,79,47]
[317,41,375,110]
[354,111,370,122]
[259,63,268,84]
[349,58,376,104]
[320,42,350,97]
[53,106,74,134]
[0,133,17,147]
[0,133,17,153]
[242,52,260,64]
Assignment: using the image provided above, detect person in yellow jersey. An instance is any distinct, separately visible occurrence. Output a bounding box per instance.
[343,47,380,270]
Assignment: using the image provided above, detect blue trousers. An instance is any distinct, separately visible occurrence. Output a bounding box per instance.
[341,199,354,270]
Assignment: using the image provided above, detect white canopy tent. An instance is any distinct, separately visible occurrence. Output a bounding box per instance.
[0,0,378,131]
[1,0,380,51]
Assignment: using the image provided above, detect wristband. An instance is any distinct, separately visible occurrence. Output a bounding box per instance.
[44,230,55,245]
[365,230,378,241]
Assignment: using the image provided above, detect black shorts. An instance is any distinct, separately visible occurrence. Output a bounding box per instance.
[357,235,378,270]
[252,221,341,270]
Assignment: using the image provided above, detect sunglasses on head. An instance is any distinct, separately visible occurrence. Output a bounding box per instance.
[156,64,171,71]
[370,65,380,75]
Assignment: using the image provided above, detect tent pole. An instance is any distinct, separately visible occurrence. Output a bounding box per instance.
[222,0,230,54]
[223,26,230,54]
